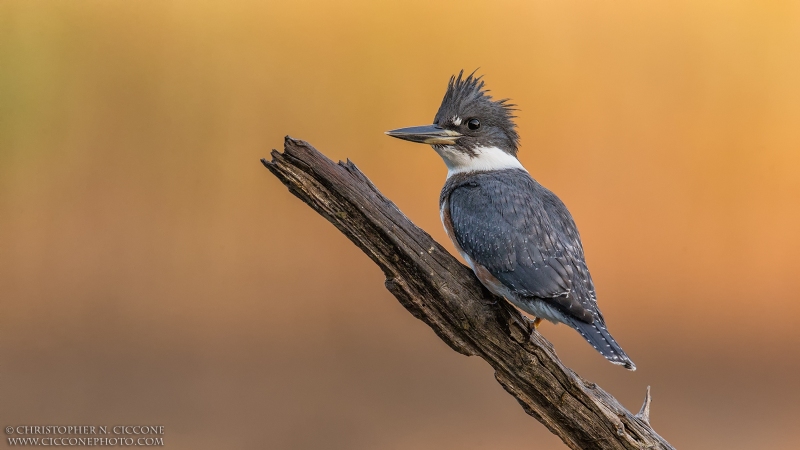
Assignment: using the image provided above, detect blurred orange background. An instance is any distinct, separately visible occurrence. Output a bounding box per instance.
[2,1,799,448]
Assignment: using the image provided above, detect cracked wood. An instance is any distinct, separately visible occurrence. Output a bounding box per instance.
[262,136,674,450]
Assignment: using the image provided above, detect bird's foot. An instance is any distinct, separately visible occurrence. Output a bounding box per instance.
[533,317,542,330]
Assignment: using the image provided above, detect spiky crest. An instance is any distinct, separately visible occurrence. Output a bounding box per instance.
[433,70,520,154]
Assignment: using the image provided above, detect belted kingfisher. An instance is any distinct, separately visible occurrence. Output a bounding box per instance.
[385,71,635,370]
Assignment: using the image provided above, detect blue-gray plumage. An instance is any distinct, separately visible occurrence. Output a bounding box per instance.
[386,70,635,370]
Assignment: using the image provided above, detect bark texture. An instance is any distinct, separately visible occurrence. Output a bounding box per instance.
[262,137,674,450]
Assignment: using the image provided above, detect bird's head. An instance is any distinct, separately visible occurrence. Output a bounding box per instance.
[386,70,521,175]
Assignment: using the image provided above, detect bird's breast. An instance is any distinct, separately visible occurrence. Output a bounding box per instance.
[439,199,467,265]
[440,197,513,300]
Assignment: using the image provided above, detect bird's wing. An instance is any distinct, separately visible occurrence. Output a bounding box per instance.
[448,171,598,323]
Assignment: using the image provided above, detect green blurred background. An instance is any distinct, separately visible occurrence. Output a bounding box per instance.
[2,1,799,448]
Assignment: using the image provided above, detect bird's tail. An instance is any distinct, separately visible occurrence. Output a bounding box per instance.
[565,317,636,371]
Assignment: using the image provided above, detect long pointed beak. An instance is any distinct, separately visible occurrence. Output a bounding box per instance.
[385,125,462,145]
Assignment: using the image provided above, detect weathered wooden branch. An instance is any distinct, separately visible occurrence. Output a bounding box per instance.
[262,137,674,450]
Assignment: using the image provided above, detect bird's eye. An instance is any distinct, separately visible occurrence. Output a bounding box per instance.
[467,118,481,130]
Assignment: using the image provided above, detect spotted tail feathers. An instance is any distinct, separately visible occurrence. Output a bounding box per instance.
[564,317,636,371]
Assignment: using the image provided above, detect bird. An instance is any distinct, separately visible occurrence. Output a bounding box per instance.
[385,71,636,370]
